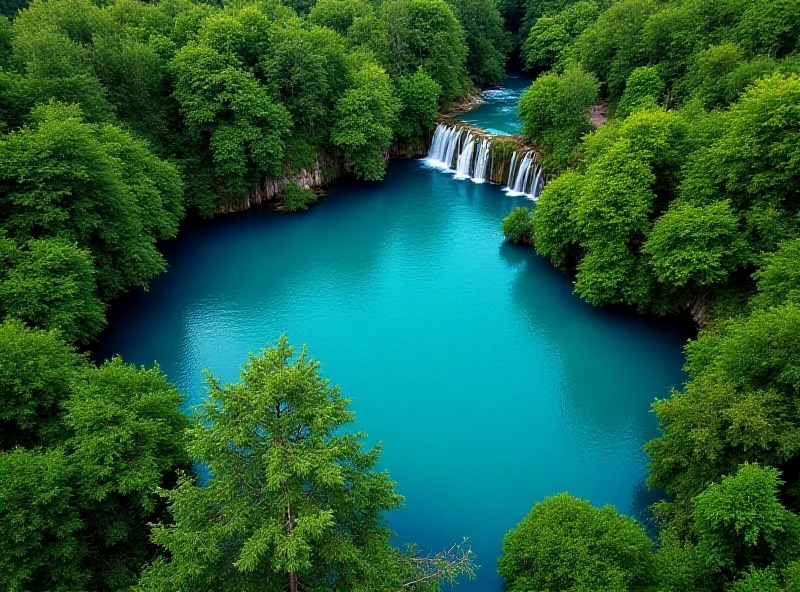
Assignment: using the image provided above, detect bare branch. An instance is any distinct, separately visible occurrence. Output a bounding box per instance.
[401,538,477,590]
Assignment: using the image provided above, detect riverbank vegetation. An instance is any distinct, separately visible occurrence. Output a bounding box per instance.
[0,0,506,589]
[503,0,800,589]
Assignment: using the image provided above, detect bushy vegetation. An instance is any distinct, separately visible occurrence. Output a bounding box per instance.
[280,182,319,212]
[502,0,800,589]
[0,0,506,589]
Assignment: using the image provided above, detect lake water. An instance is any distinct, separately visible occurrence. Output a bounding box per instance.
[97,78,689,591]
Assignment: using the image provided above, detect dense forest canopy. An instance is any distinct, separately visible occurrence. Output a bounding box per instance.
[0,0,504,589]
[501,0,800,589]
[1,0,800,589]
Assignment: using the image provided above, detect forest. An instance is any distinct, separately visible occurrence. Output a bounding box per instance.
[0,0,799,588]
[500,0,800,589]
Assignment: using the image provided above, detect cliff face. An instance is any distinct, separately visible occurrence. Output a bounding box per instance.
[217,133,434,215]
[214,154,350,215]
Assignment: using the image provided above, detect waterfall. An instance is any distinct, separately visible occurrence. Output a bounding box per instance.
[503,150,544,200]
[426,124,456,168]
[454,132,475,179]
[425,123,542,195]
[472,138,491,183]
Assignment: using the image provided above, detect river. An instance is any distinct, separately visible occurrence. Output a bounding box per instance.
[96,76,689,591]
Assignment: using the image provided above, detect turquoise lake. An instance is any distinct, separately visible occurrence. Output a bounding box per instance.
[97,78,689,591]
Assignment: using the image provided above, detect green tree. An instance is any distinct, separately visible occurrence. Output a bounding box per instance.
[680,74,800,259]
[0,448,85,592]
[331,63,400,180]
[170,41,291,198]
[648,303,800,516]
[394,67,441,141]
[0,237,106,344]
[140,336,475,591]
[308,0,372,36]
[573,141,655,307]
[518,64,597,170]
[65,357,188,590]
[616,66,664,118]
[499,493,655,592]
[530,170,583,266]
[280,182,318,212]
[0,320,82,449]
[502,207,535,244]
[521,1,598,72]
[447,0,510,86]
[694,463,800,579]
[377,0,467,104]
[0,102,184,298]
[573,0,657,98]
[261,24,351,145]
[752,238,800,310]
[644,199,744,291]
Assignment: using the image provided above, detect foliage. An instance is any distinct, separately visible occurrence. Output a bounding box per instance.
[0,236,106,344]
[644,199,744,290]
[64,357,188,590]
[752,238,800,310]
[518,64,597,170]
[498,493,655,592]
[616,66,663,118]
[375,0,468,104]
[693,463,800,579]
[521,1,599,71]
[0,102,184,303]
[281,182,318,212]
[529,170,582,266]
[0,448,85,592]
[0,320,82,449]
[332,63,400,180]
[573,0,658,98]
[502,207,535,244]
[170,41,292,197]
[680,74,800,260]
[447,0,511,86]
[140,337,475,591]
[395,67,442,140]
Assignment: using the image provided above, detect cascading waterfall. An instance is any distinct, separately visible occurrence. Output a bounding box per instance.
[472,138,491,183]
[454,131,475,179]
[426,123,492,183]
[425,122,544,195]
[503,150,544,200]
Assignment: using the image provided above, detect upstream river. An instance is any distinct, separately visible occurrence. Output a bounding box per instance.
[97,76,688,591]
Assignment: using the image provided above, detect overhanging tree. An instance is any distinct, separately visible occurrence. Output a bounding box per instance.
[141,336,475,592]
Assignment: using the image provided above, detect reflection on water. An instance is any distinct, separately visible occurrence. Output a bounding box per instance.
[97,159,688,591]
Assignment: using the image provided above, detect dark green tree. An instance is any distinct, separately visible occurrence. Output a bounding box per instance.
[0,237,106,345]
[331,63,400,180]
[694,463,800,580]
[0,320,83,449]
[447,0,511,86]
[518,64,597,170]
[0,448,85,592]
[65,357,188,590]
[499,493,655,592]
[0,102,184,298]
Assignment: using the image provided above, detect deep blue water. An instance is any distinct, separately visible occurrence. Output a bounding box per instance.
[96,80,689,591]
[455,74,530,135]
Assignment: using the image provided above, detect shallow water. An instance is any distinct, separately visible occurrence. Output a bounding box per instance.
[455,74,530,135]
[97,77,688,591]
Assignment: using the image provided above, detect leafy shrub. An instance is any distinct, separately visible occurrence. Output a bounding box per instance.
[281,182,319,212]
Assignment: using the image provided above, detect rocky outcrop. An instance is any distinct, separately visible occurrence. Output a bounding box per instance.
[215,154,350,215]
